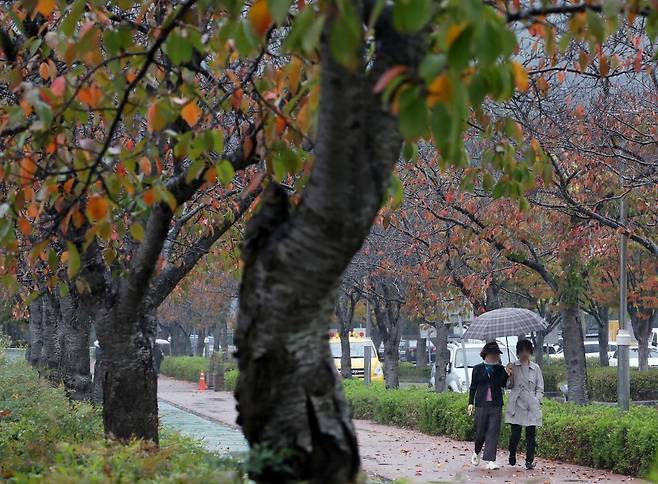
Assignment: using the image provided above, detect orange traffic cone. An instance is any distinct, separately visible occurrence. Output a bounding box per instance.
[198,372,207,391]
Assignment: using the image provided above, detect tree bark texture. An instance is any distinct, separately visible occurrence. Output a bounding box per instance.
[629,307,655,372]
[596,306,610,367]
[432,322,449,392]
[27,297,43,368]
[40,293,61,381]
[58,293,92,400]
[560,300,588,404]
[372,282,403,389]
[234,6,424,481]
[336,289,359,379]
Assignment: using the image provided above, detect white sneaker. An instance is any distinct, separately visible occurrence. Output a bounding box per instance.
[470,452,480,466]
[486,461,500,470]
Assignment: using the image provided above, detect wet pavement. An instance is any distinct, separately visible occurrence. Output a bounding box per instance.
[158,376,646,484]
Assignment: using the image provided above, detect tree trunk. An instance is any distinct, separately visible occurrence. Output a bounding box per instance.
[629,308,654,372]
[417,337,427,369]
[339,328,352,379]
[382,334,400,389]
[233,5,423,480]
[597,306,610,367]
[58,293,92,400]
[432,322,449,392]
[27,297,43,368]
[40,293,61,381]
[99,311,158,443]
[534,330,545,367]
[560,301,588,404]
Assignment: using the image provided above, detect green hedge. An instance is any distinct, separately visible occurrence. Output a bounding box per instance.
[161,356,210,382]
[0,359,244,482]
[161,355,237,385]
[541,360,658,402]
[343,380,658,477]
[399,361,432,381]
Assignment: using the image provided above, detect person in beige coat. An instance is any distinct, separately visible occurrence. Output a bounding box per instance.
[504,339,544,470]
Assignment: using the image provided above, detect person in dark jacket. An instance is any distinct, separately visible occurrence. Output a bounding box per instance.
[467,341,511,470]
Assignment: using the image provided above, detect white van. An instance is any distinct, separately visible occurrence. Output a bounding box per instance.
[430,342,513,392]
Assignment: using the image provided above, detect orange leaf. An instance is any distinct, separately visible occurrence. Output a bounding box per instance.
[39,62,50,80]
[19,158,37,186]
[139,157,152,176]
[181,102,201,127]
[35,0,56,17]
[511,61,529,92]
[146,102,166,133]
[18,217,32,236]
[426,74,452,107]
[78,84,102,108]
[248,0,272,37]
[63,178,75,194]
[86,195,108,220]
[143,189,155,206]
[373,65,407,94]
[446,23,467,48]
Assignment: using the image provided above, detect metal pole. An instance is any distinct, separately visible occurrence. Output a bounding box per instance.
[617,168,631,411]
[364,345,372,385]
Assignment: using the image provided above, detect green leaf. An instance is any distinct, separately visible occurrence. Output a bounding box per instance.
[477,22,501,67]
[186,160,206,183]
[393,0,432,33]
[398,88,429,140]
[419,54,446,83]
[268,0,290,24]
[387,173,404,209]
[330,2,362,70]
[447,25,474,70]
[402,141,417,162]
[130,223,145,242]
[61,0,85,37]
[166,31,193,65]
[216,160,235,186]
[66,242,80,279]
[586,10,606,43]
[271,142,302,181]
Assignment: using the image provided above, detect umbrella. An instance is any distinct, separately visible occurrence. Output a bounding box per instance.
[462,308,548,360]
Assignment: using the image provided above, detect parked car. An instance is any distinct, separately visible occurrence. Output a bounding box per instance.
[610,346,658,368]
[430,342,513,392]
[550,341,617,360]
[329,335,384,381]
[402,339,437,363]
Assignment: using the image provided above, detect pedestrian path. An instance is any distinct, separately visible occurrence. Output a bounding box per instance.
[158,377,645,484]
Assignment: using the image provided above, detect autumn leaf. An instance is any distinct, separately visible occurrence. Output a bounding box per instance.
[35,0,56,17]
[78,84,102,107]
[426,74,452,106]
[249,0,273,37]
[86,195,108,220]
[511,61,529,92]
[181,101,201,127]
[147,101,167,133]
[139,157,152,176]
[373,65,407,94]
[143,189,155,206]
[18,217,32,236]
[51,76,66,97]
[19,158,37,186]
[39,62,50,80]
[446,23,467,48]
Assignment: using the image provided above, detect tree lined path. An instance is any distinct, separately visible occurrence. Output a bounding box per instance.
[158,377,644,483]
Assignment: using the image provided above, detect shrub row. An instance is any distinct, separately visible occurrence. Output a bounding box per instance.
[160,355,237,385]
[343,380,658,477]
[541,359,658,401]
[398,361,432,381]
[0,357,244,482]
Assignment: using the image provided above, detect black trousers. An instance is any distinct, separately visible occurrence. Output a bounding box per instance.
[474,404,502,462]
[509,424,536,464]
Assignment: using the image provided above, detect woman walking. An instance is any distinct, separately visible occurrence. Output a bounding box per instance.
[505,339,544,470]
[467,341,510,470]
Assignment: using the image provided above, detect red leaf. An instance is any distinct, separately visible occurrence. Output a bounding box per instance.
[373,65,407,94]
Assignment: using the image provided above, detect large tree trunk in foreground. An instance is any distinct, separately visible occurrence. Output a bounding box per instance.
[234,7,423,481]
[58,293,92,400]
[560,301,588,403]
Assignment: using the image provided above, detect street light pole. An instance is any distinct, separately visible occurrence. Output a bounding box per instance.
[617,167,631,411]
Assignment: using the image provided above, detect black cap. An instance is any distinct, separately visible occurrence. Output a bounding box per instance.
[480,341,503,359]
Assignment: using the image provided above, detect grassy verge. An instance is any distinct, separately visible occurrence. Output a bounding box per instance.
[0,355,245,482]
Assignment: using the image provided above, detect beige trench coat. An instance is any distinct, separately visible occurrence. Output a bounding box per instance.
[504,360,544,427]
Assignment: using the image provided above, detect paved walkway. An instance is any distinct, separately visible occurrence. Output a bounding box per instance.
[158,376,644,483]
